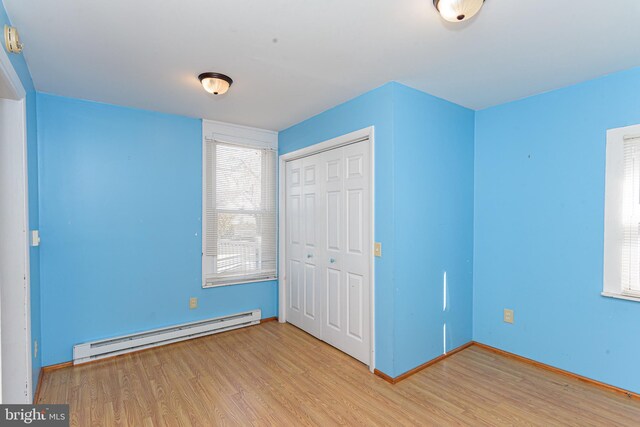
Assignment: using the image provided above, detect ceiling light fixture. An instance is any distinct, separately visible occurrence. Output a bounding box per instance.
[198,72,233,95]
[433,0,485,22]
[4,25,23,54]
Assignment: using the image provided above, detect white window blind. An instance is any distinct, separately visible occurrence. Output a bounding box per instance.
[622,135,640,294]
[203,138,277,286]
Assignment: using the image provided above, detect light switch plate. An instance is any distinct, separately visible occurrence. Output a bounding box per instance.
[189,297,198,309]
[374,242,382,257]
[504,308,514,324]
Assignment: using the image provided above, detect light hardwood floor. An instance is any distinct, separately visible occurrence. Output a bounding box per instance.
[37,322,640,426]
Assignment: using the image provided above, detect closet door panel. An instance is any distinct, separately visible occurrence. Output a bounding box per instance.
[285,159,304,326]
[320,142,370,364]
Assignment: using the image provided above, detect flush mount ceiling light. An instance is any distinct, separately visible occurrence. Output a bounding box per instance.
[198,72,233,95]
[433,0,485,22]
[4,25,23,54]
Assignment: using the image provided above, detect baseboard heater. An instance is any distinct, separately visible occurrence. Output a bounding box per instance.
[73,309,261,365]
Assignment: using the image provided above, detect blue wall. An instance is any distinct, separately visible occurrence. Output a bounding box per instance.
[36,94,277,365]
[392,84,474,375]
[474,67,640,393]
[0,3,41,391]
[279,82,475,377]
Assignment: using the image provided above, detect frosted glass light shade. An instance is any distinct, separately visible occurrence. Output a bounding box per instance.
[198,73,233,95]
[434,0,485,22]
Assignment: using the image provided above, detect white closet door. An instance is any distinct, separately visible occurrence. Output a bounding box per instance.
[285,156,321,338]
[285,159,304,330]
[285,139,371,365]
[320,141,370,364]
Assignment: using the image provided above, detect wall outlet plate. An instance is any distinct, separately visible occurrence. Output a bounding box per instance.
[189,297,198,309]
[504,308,514,324]
[31,230,40,247]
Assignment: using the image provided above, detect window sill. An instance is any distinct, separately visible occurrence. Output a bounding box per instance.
[601,291,640,303]
[203,277,277,289]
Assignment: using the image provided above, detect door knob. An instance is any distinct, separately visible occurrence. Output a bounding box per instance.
[307,254,313,258]
[329,258,336,263]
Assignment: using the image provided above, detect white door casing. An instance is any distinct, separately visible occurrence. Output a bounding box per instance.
[0,42,32,404]
[280,128,374,368]
[0,97,32,403]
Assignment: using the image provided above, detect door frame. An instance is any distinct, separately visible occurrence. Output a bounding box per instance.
[278,126,375,372]
[0,42,32,402]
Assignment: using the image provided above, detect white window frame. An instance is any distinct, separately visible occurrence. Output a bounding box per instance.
[603,123,640,302]
[202,120,278,288]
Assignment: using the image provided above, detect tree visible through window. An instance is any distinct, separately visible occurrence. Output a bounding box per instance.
[203,139,276,286]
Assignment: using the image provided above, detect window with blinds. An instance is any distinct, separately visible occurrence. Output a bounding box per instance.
[203,138,277,286]
[621,135,640,294]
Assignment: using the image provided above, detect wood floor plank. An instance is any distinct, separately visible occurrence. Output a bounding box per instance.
[37,322,640,426]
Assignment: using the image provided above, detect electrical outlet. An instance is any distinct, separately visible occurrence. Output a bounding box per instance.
[503,308,514,324]
[189,297,198,309]
[31,230,40,247]
[374,242,382,257]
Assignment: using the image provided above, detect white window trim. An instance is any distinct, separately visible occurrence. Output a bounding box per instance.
[202,120,278,288]
[603,123,640,302]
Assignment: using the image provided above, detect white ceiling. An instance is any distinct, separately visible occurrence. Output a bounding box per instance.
[4,0,640,130]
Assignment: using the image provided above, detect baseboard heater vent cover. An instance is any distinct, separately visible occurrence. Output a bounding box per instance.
[73,309,261,365]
